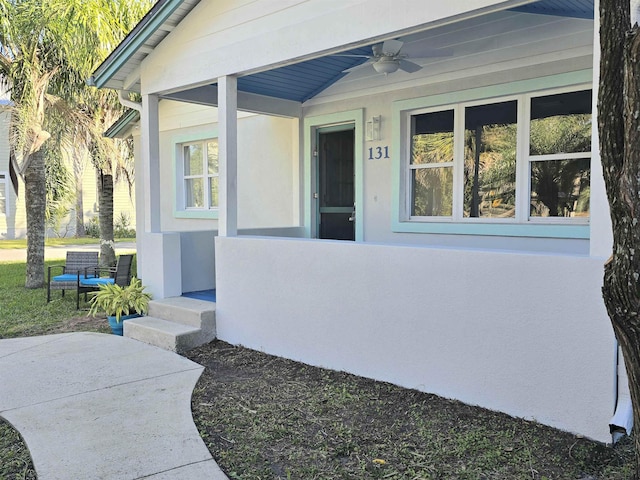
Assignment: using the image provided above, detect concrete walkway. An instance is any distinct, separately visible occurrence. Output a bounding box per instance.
[0,332,228,479]
[0,242,137,262]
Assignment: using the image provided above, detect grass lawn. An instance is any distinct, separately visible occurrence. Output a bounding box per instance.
[0,260,635,479]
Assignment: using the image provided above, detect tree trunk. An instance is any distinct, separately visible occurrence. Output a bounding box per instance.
[73,150,86,237]
[75,182,85,237]
[98,172,115,267]
[599,1,640,477]
[24,150,46,288]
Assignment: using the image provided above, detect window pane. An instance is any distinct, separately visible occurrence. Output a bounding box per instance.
[207,140,219,174]
[185,178,204,208]
[530,158,590,217]
[530,90,592,155]
[209,177,219,208]
[463,101,517,218]
[411,110,454,165]
[184,144,203,176]
[411,167,453,216]
[0,182,5,214]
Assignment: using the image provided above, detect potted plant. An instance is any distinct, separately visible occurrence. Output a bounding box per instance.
[88,278,152,335]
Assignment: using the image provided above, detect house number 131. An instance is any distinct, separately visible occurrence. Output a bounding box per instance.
[368,146,389,160]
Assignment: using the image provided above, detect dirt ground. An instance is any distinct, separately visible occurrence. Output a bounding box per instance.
[187,340,634,480]
[43,315,111,335]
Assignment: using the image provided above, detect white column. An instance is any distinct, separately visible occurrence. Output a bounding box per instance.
[590,0,613,258]
[131,127,144,278]
[218,76,238,237]
[141,94,161,233]
[139,93,182,299]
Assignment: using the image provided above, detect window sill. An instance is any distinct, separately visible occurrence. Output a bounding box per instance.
[391,220,589,239]
[174,209,219,220]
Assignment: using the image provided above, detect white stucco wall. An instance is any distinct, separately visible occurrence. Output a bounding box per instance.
[157,100,299,232]
[215,235,616,443]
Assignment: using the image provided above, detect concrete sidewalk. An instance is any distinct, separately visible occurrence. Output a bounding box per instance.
[0,242,136,262]
[0,332,228,479]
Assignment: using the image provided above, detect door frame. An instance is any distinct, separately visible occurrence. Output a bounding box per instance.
[303,109,364,241]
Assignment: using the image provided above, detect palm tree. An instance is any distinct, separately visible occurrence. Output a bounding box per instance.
[57,2,150,267]
[0,0,151,286]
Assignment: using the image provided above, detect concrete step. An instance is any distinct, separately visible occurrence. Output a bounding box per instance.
[148,296,216,329]
[124,316,216,353]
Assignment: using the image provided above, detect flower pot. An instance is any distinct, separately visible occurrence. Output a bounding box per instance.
[107,313,141,336]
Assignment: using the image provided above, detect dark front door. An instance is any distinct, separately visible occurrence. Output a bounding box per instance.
[317,127,355,241]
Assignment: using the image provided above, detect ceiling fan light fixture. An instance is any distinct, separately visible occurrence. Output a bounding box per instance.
[372,58,400,74]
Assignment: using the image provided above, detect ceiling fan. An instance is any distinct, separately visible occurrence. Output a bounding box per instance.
[338,39,448,75]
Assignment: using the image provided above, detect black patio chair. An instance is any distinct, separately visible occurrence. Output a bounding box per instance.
[47,251,99,303]
[76,254,134,309]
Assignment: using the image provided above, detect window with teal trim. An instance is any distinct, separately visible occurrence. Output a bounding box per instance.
[179,139,219,210]
[404,88,591,225]
[528,90,591,219]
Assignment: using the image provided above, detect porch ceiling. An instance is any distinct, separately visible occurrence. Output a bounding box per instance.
[91,0,594,103]
[231,0,595,103]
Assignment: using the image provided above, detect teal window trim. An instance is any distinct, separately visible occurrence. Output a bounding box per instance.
[303,109,364,241]
[173,130,220,220]
[391,70,593,239]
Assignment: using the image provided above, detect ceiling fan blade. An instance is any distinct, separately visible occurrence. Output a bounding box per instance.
[343,60,374,73]
[372,43,383,56]
[398,59,422,73]
[381,39,404,56]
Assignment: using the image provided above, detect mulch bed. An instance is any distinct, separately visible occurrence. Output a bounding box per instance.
[187,340,634,480]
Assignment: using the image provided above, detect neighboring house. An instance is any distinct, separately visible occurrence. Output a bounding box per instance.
[0,77,136,239]
[91,0,624,443]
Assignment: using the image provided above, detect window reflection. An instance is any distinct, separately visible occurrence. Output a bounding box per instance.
[184,144,203,176]
[411,110,454,216]
[530,158,590,217]
[529,91,591,218]
[185,178,204,208]
[207,141,218,174]
[411,167,453,216]
[463,101,517,218]
[209,177,219,208]
[530,91,591,155]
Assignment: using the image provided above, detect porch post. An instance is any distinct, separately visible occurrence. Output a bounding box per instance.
[141,93,161,233]
[138,93,181,299]
[218,75,238,237]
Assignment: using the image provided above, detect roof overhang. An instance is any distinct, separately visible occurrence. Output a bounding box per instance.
[90,0,594,104]
[89,0,200,91]
[104,109,140,139]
